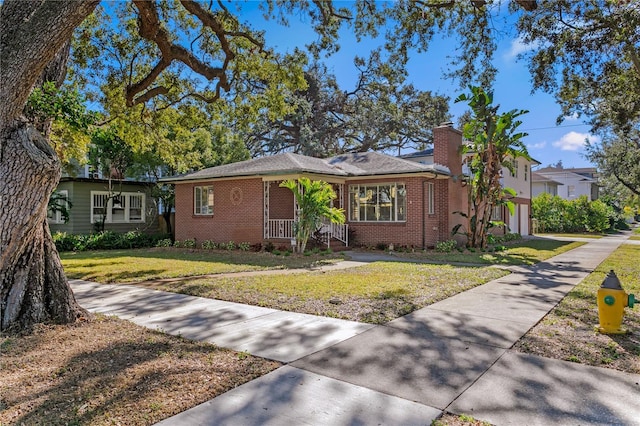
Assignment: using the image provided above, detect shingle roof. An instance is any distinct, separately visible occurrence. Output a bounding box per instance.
[399,148,434,159]
[531,172,564,185]
[161,151,450,183]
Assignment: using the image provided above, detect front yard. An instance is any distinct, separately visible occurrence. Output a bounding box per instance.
[60,239,583,324]
[137,262,509,324]
[0,237,602,425]
[515,243,640,374]
[60,248,343,283]
[0,316,279,426]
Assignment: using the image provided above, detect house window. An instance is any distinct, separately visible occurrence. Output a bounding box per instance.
[348,183,406,222]
[427,182,435,215]
[194,185,214,215]
[91,191,146,223]
[47,190,69,224]
[510,159,519,178]
[568,185,575,198]
[524,164,528,181]
[491,205,503,221]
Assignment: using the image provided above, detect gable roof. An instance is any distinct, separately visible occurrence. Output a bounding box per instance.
[161,151,451,183]
[531,172,564,185]
[535,167,598,183]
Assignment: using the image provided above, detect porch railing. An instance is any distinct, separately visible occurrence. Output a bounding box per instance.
[318,221,349,247]
[266,219,295,239]
[266,219,348,247]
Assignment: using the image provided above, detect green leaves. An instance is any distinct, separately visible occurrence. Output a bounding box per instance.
[279,178,345,253]
[455,86,530,248]
[26,81,97,130]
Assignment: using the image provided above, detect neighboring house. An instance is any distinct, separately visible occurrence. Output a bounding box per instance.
[534,167,599,201]
[162,124,479,249]
[532,172,563,197]
[401,142,538,236]
[49,173,157,234]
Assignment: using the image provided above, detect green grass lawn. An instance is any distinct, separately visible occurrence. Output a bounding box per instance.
[140,262,510,324]
[61,239,584,324]
[60,248,343,283]
[515,244,640,374]
[534,232,604,239]
[388,239,585,266]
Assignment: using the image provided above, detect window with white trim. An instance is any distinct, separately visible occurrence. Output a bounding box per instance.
[427,182,435,215]
[491,205,503,221]
[348,183,406,222]
[48,190,69,224]
[91,191,145,223]
[509,159,519,178]
[194,185,214,215]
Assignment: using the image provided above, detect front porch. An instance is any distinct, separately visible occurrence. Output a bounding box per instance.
[262,180,349,248]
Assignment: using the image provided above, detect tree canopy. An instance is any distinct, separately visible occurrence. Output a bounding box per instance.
[242,57,451,157]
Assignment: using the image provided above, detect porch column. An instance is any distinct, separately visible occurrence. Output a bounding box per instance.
[294,180,302,223]
[264,181,270,239]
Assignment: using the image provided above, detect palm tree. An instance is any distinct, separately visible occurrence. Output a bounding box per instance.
[279,178,345,253]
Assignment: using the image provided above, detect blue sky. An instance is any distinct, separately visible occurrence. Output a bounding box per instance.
[244,4,598,169]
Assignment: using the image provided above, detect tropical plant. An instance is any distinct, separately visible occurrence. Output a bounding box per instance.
[279,178,345,254]
[453,86,530,248]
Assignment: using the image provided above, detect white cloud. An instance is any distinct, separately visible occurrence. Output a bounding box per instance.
[563,112,580,121]
[505,37,537,59]
[527,141,547,150]
[552,132,600,151]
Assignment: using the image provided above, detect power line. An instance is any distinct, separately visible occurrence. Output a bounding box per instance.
[522,123,590,131]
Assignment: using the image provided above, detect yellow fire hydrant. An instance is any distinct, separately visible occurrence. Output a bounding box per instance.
[597,270,636,334]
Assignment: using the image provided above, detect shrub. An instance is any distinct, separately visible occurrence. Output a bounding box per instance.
[435,239,457,253]
[52,232,77,252]
[238,242,251,251]
[174,239,196,249]
[263,241,275,252]
[156,238,173,248]
[225,241,236,250]
[201,240,217,249]
[54,231,168,252]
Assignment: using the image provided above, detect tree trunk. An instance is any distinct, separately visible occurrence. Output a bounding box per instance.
[1,124,89,331]
[162,210,173,238]
[1,0,99,331]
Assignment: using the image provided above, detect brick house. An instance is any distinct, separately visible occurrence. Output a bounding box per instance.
[163,123,533,248]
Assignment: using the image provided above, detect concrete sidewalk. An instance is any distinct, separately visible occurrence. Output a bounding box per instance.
[72,233,640,425]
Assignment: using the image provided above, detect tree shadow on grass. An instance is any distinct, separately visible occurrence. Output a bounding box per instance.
[2,319,276,426]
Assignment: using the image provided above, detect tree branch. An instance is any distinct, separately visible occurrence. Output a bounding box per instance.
[128,0,229,106]
[514,0,537,12]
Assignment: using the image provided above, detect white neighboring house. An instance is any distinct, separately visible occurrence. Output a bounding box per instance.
[400,148,538,236]
[534,167,599,201]
[532,172,563,197]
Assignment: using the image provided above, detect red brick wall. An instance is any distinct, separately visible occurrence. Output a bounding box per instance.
[174,178,264,244]
[343,177,454,249]
[433,124,467,245]
[268,182,295,219]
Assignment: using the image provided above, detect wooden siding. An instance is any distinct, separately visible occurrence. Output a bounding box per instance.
[48,180,158,234]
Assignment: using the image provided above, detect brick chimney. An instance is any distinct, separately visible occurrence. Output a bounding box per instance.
[432,122,466,245]
[433,121,462,175]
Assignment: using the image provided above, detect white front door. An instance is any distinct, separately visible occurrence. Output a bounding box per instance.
[520,204,529,236]
[509,204,519,234]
